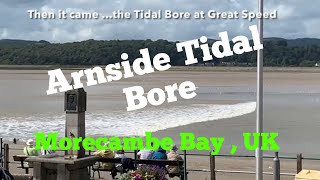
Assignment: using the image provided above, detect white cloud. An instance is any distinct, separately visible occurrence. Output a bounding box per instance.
[0,0,319,42]
[272,5,294,19]
[71,0,97,4]
[0,28,8,38]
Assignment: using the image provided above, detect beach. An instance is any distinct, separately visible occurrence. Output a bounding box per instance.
[1,67,320,179]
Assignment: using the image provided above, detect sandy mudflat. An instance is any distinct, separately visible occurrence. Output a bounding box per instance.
[1,67,320,114]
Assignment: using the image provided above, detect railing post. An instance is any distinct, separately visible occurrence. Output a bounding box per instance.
[0,138,3,167]
[88,150,91,176]
[4,143,9,170]
[0,138,3,154]
[273,152,280,180]
[184,150,187,180]
[134,150,138,168]
[210,151,216,180]
[297,153,302,174]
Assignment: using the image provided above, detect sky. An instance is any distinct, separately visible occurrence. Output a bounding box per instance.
[0,0,319,43]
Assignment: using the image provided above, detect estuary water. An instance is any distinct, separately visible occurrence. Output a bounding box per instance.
[0,69,319,156]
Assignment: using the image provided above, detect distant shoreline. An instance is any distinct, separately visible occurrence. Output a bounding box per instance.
[0,65,320,73]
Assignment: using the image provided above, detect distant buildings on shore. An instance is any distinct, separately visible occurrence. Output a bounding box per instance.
[316,63,319,67]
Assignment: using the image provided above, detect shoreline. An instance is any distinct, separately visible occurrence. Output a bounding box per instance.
[0,65,320,73]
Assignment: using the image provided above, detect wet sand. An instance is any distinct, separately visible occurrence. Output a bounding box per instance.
[0,68,319,114]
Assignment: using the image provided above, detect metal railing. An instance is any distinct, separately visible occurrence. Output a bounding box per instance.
[1,137,318,180]
[0,137,3,167]
[210,152,283,180]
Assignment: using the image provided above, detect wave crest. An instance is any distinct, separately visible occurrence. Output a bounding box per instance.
[0,102,256,140]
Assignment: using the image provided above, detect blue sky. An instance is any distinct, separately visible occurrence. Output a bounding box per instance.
[0,0,319,42]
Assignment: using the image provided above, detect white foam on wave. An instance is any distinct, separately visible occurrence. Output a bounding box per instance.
[0,102,256,141]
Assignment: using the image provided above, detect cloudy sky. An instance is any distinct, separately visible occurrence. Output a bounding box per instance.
[0,0,319,43]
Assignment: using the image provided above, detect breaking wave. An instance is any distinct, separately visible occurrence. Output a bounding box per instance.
[0,102,256,141]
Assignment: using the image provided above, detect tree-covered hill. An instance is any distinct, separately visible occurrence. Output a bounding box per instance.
[0,38,319,67]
